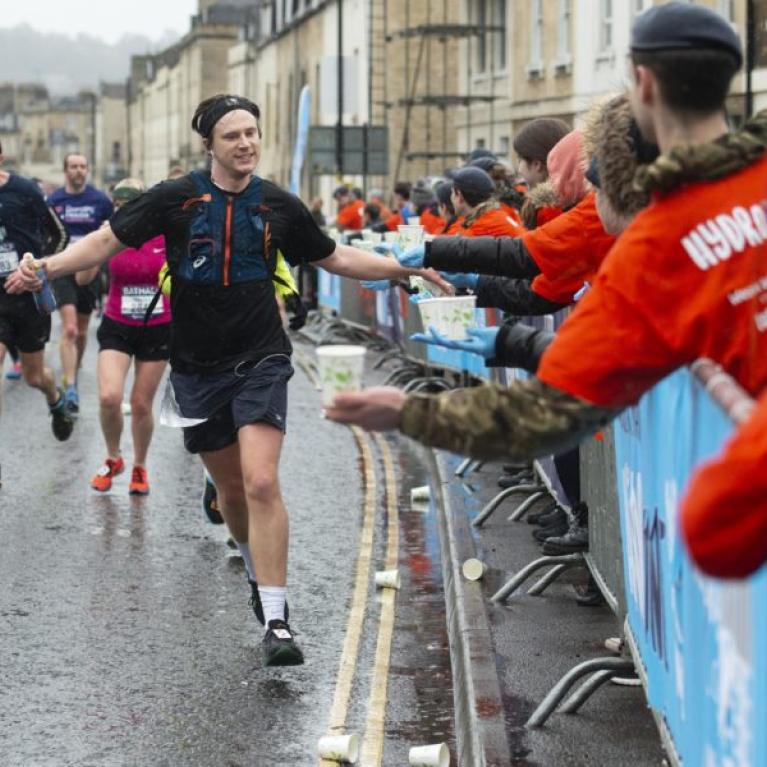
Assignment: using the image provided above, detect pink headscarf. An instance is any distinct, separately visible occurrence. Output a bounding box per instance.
[547,130,587,209]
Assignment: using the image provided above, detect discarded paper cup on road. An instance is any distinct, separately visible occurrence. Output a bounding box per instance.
[409,742,450,767]
[462,558,486,582]
[121,401,132,416]
[316,345,367,408]
[411,485,431,503]
[417,296,477,341]
[375,569,401,590]
[317,733,360,763]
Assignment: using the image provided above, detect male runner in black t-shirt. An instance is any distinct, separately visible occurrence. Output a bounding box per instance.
[8,94,445,666]
[0,141,73,445]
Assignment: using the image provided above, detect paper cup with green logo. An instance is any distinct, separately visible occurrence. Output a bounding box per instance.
[417,296,477,340]
[362,229,383,243]
[397,224,425,250]
[317,345,367,408]
[317,733,359,763]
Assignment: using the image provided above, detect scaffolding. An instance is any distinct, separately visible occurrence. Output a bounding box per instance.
[367,0,504,186]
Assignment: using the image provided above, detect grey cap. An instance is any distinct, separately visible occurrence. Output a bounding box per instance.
[631,2,742,68]
[452,166,495,198]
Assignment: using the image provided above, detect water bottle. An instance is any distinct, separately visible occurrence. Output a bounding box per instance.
[23,255,57,314]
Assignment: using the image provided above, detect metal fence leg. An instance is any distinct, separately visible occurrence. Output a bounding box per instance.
[559,669,630,714]
[454,458,474,477]
[507,490,547,522]
[526,657,635,728]
[472,484,545,528]
[526,564,568,596]
[490,553,584,603]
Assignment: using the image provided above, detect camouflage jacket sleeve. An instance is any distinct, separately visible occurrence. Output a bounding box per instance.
[399,378,618,462]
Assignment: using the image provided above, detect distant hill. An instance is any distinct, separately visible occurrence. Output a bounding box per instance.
[0,24,181,95]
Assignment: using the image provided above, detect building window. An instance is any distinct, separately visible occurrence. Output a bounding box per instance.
[716,0,735,21]
[599,0,613,53]
[556,0,572,66]
[529,0,544,73]
[631,0,651,16]
[473,0,507,74]
[492,0,507,71]
[498,135,509,157]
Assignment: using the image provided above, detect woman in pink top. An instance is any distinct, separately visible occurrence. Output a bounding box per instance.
[83,178,170,495]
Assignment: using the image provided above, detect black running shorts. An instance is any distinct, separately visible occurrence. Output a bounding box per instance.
[0,290,51,353]
[176,356,294,454]
[53,274,99,315]
[97,316,171,361]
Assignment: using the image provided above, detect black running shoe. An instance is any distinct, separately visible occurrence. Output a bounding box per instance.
[248,580,289,626]
[263,620,304,667]
[49,389,74,442]
[201,472,224,524]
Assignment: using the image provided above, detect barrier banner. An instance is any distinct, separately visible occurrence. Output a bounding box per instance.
[318,269,341,313]
[613,368,767,767]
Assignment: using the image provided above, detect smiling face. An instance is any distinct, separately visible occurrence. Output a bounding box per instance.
[207,109,261,183]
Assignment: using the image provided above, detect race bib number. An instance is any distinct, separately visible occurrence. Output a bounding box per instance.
[0,249,19,277]
[121,286,162,320]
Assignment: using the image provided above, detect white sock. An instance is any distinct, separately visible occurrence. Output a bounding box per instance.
[236,541,257,582]
[259,586,287,626]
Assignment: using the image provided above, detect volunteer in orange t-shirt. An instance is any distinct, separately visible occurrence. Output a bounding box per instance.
[384,181,416,231]
[326,4,767,469]
[449,167,522,238]
[333,185,364,231]
[681,389,767,578]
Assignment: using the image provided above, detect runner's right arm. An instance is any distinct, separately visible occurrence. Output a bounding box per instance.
[5,224,124,294]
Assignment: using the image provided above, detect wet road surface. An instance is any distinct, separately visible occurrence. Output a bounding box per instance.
[0,328,455,766]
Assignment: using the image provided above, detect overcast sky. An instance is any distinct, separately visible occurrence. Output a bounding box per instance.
[0,0,199,43]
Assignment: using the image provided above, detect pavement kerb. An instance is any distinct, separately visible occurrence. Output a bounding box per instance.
[426,448,512,767]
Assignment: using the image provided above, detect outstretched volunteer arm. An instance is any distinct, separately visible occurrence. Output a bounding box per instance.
[316,243,452,293]
[5,224,124,293]
[425,235,540,278]
[325,379,618,463]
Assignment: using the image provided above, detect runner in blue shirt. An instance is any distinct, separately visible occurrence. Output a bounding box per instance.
[47,153,113,413]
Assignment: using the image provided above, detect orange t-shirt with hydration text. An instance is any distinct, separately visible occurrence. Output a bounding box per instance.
[681,389,767,578]
[537,154,767,407]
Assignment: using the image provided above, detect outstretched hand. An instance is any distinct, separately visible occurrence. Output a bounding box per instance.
[410,325,498,359]
[5,253,43,294]
[324,386,407,432]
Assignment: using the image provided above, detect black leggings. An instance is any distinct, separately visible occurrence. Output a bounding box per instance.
[554,447,581,507]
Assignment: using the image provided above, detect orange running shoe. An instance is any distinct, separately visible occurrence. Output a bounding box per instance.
[129,465,149,496]
[90,456,125,492]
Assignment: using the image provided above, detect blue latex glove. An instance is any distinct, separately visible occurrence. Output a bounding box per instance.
[440,271,479,290]
[398,244,425,268]
[410,325,499,359]
[373,242,402,259]
[361,279,393,291]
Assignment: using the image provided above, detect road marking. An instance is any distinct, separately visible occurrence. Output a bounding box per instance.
[319,426,378,767]
[359,434,400,767]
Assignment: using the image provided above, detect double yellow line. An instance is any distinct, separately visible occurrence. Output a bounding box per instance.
[318,428,400,767]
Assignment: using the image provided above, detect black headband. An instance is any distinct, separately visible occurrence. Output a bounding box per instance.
[194,96,261,139]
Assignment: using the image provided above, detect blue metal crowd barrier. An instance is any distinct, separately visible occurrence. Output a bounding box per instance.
[614,365,765,767]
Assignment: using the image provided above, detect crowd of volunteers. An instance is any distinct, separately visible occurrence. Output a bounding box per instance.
[1,2,764,676]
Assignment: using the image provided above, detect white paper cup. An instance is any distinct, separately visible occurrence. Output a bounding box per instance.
[362,230,383,243]
[409,743,450,767]
[398,224,425,250]
[407,216,421,225]
[316,345,367,408]
[121,401,132,416]
[383,231,399,243]
[411,486,430,502]
[375,569,401,590]
[355,240,378,252]
[318,733,359,763]
[417,296,477,341]
[462,558,486,582]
